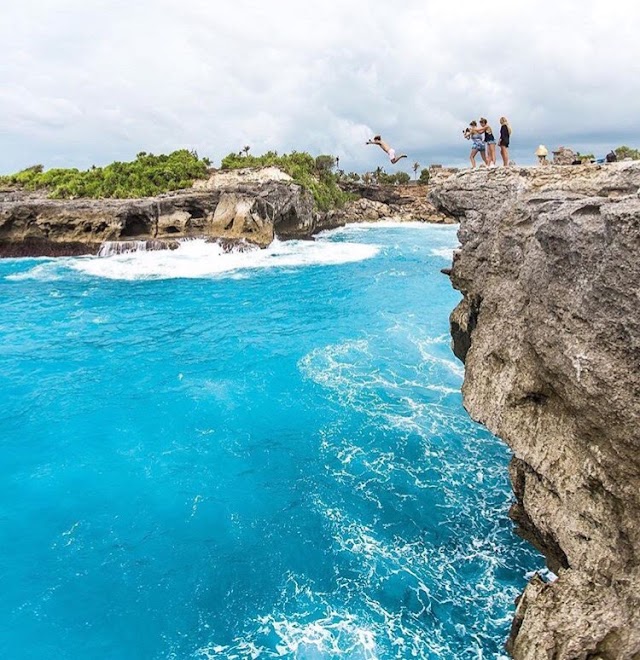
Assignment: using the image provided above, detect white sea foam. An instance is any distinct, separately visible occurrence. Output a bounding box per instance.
[430,246,458,260]
[317,220,459,239]
[78,238,379,280]
[6,262,66,281]
[6,238,380,282]
[414,338,465,379]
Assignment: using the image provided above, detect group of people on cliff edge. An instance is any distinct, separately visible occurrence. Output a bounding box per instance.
[464,117,511,168]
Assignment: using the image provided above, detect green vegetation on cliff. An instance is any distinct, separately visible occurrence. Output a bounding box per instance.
[0,150,211,199]
[220,151,353,211]
[615,145,640,161]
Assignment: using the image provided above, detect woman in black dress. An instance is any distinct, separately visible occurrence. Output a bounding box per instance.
[498,117,511,166]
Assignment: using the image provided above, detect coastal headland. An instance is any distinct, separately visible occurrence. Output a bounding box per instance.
[0,167,450,258]
[430,162,640,658]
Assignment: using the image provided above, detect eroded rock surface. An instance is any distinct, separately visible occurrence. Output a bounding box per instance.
[430,163,640,658]
[0,169,315,256]
[1,168,448,257]
[318,183,453,231]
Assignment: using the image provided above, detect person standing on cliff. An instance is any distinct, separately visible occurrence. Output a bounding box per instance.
[366,135,408,164]
[465,121,488,168]
[480,118,497,167]
[498,117,511,166]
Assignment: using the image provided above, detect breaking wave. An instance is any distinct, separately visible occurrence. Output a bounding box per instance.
[6,238,380,282]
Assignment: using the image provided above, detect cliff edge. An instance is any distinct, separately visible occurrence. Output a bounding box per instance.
[430,163,640,659]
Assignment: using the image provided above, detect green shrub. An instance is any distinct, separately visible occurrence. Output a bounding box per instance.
[375,171,411,185]
[419,168,430,184]
[0,150,210,199]
[220,150,353,211]
[614,145,640,160]
[314,155,335,173]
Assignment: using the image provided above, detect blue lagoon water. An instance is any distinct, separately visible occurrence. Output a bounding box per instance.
[0,224,539,659]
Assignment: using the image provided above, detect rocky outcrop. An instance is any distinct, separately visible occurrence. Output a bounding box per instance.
[553,147,577,165]
[0,169,315,257]
[318,183,452,231]
[430,162,640,658]
[0,169,447,257]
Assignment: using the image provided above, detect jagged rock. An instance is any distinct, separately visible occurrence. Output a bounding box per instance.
[192,166,293,188]
[0,170,315,256]
[204,237,260,253]
[318,183,453,231]
[552,146,577,165]
[430,162,640,658]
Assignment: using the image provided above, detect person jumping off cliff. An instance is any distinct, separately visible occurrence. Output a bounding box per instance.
[366,135,408,164]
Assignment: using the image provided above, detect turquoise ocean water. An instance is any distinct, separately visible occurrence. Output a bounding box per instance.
[0,223,539,659]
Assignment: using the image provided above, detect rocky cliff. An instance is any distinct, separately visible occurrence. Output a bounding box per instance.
[0,168,447,257]
[0,168,314,257]
[430,163,640,659]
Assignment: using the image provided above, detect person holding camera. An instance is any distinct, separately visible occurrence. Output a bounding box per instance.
[464,121,488,168]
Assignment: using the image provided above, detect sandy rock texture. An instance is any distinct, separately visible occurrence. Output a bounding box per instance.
[430,162,640,659]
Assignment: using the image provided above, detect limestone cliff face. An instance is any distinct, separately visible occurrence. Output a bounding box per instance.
[431,163,640,659]
[0,168,315,257]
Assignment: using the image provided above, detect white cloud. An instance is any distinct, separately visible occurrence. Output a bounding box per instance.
[1,0,639,173]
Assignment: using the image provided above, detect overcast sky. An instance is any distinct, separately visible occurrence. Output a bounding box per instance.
[1,0,639,174]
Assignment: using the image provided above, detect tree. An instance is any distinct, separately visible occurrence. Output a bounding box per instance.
[413,162,420,180]
[419,168,430,184]
[242,145,251,157]
[315,155,335,173]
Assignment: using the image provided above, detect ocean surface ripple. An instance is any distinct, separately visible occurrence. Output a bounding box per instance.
[0,223,540,659]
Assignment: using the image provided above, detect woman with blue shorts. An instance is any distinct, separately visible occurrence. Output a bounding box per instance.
[465,121,488,168]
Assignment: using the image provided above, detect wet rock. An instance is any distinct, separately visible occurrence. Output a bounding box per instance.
[98,239,180,257]
[204,237,260,253]
[0,237,99,258]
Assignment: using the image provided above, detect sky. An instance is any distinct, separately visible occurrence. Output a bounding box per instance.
[1,0,639,174]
